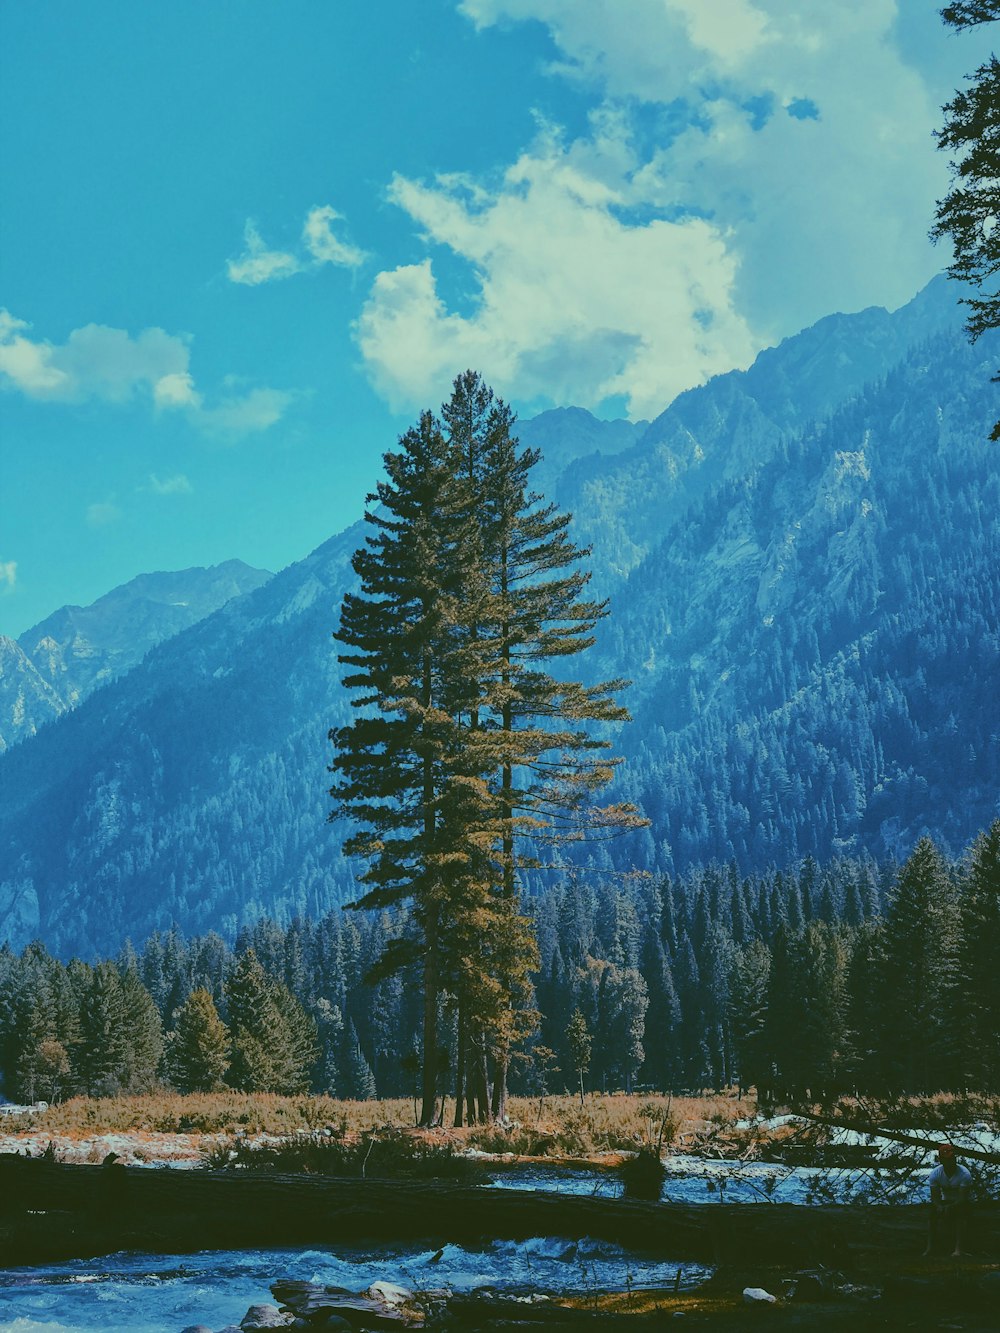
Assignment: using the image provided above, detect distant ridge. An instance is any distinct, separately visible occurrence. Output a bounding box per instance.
[0,560,272,751]
[1,277,997,955]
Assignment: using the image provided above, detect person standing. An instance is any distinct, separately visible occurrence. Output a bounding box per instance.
[924,1143,973,1258]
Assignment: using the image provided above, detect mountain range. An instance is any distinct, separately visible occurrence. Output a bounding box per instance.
[0,561,271,752]
[1,275,997,956]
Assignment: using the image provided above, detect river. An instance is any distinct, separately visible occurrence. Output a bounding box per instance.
[0,1233,711,1333]
[0,1154,935,1331]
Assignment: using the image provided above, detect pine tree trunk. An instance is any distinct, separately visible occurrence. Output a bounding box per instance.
[465,1048,478,1125]
[491,1052,508,1122]
[473,1030,492,1124]
[418,654,439,1129]
[420,907,439,1127]
[489,635,515,1127]
[454,1000,466,1128]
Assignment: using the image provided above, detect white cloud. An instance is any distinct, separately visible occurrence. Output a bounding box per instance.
[303,205,367,269]
[198,386,294,437]
[86,500,121,527]
[0,560,16,592]
[358,121,759,418]
[0,309,73,397]
[147,473,192,495]
[60,325,192,403]
[0,310,291,437]
[226,206,366,287]
[227,221,302,286]
[153,371,202,410]
[452,0,952,352]
[357,0,958,418]
[0,311,190,404]
[460,0,772,97]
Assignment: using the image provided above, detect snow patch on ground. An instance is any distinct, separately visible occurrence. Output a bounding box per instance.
[0,1132,206,1167]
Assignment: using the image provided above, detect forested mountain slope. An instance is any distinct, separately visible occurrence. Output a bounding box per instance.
[0,280,996,956]
[0,561,271,751]
[554,275,965,580]
[600,328,1000,875]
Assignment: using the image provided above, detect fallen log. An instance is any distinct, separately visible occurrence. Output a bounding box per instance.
[794,1112,1000,1166]
[0,1153,997,1269]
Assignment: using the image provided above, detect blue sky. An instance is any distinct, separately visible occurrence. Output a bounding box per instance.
[0,1,993,637]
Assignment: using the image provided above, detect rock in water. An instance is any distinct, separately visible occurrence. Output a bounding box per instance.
[619,1148,666,1200]
[241,1305,294,1329]
[366,1282,414,1307]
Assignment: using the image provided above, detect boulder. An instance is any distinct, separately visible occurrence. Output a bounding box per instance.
[241,1305,293,1329]
[742,1286,777,1304]
[179,1326,213,1333]
[366,1281,414,1308]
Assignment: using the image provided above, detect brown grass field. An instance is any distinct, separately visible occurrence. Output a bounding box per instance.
[3,1089,994,1171]
[2,1090,759,1162]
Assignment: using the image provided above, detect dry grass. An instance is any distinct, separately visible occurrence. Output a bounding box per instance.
[10,1091,414,1137]
[6,1089,758,1159]
[829,1091,1000,1130]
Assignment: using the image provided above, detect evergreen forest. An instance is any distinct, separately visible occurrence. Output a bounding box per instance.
[2,820,997,1111]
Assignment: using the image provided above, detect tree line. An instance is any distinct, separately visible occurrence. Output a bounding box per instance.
[1,820,996,1108]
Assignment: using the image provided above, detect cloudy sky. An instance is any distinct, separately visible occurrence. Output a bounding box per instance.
[0,1,992,636]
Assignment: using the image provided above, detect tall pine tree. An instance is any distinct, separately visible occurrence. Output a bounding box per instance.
[331,374,638,1123]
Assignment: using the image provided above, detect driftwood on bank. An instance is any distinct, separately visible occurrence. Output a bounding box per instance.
[0,1154,998,1269]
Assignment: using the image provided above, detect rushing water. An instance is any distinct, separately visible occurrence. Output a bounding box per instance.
[0,1238,710,1333]
[0,1153,937,1331]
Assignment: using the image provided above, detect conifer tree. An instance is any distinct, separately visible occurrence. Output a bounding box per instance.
[566,1007,592,1105]
[728,938,771,1097]
[15,988,59,1103]
[639,931,681,1092]
[455,373,641,1114]
[78,962,129,1096]
[119,968,163,1093]
[343,1020,378,1100]
[932,3,1000,438]
[332,409,486,1124]
[442,372,639,1118]
[879,838,959,1092]
[760,924,808,1101]
[797,922,850,1099]
[331,375,638,1124]
[956,819,1000,1088]
[226,949,283,1092]
[270,980,320,1094]
[312,997,344,1096]
[169,987,229,1092]
[844,919,886,1093]
[601,965,648,1093]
